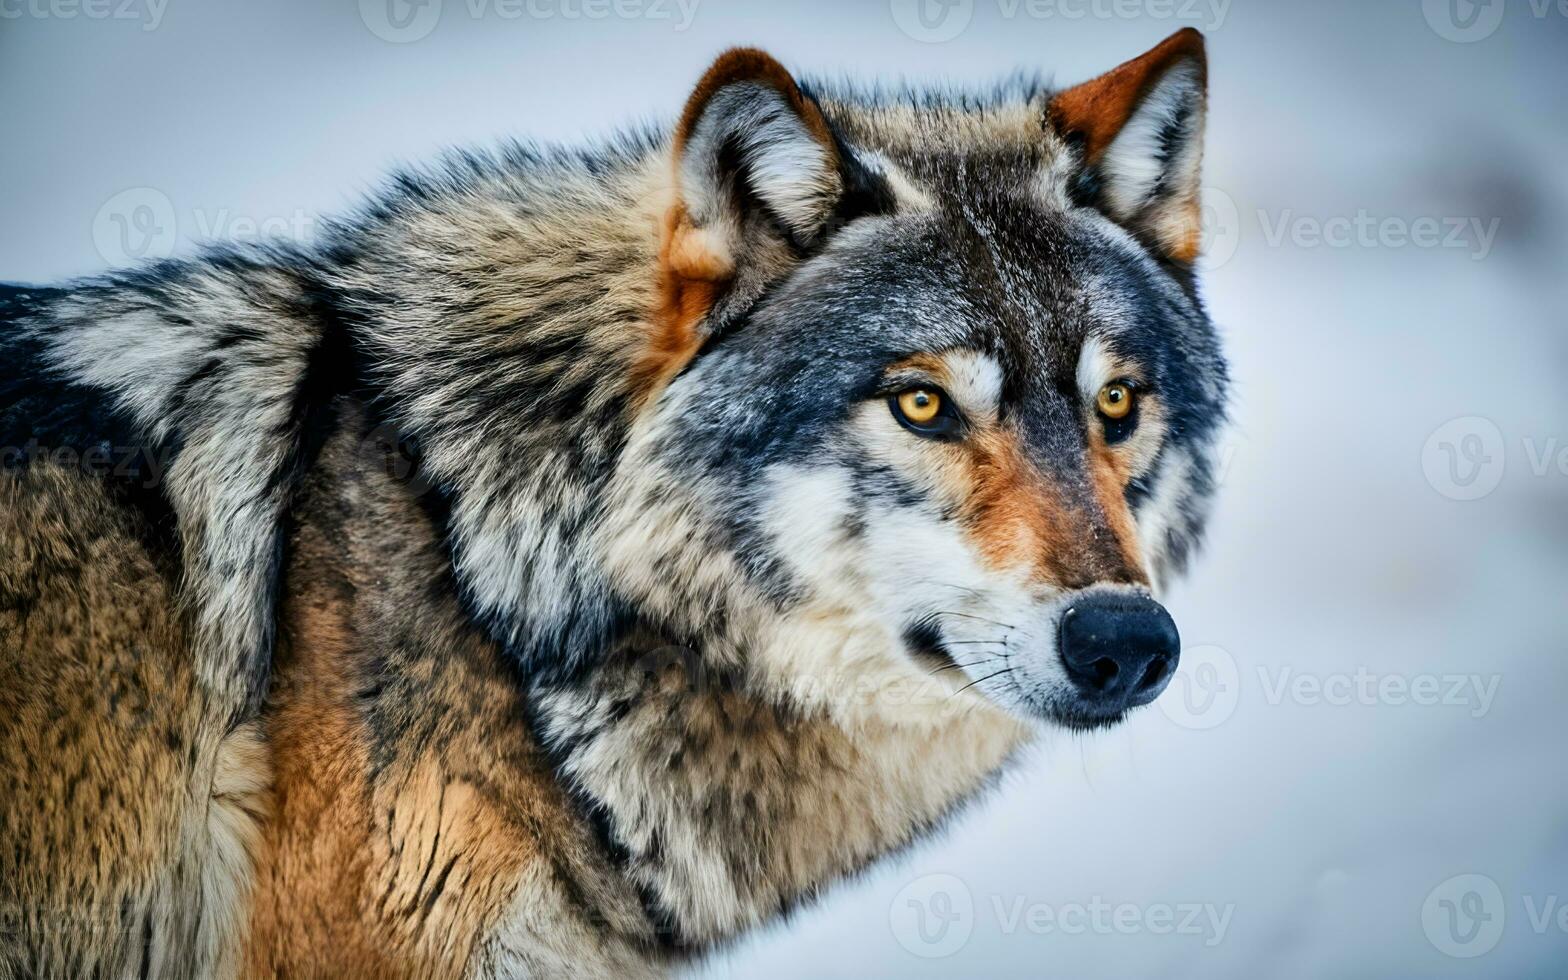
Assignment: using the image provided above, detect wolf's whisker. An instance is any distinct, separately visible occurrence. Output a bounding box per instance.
[953,667,1014,696]
[929,658,997,675]
[935,610,1018,630]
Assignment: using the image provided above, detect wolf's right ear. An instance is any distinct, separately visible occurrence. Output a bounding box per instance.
[1047,29,1208,263]
[645,49,845,388]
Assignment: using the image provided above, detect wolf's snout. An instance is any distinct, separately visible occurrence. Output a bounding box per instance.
[1058,594,1180,709]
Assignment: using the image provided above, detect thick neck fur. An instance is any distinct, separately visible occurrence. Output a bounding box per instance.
[526,642,1026,953]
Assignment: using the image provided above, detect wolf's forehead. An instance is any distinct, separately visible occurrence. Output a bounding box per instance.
[856,205,1138,369]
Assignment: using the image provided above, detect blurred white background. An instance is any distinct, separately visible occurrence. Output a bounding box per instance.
[3,1,1566,976]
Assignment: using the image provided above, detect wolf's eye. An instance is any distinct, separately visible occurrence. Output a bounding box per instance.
[890,388,959,438]
[1096,382,1135,420]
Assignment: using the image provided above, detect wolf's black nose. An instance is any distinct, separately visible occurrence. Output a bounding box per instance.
[1058,593,1180,708]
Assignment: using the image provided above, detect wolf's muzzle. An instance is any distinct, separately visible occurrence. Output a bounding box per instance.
[1057,592,1180,710]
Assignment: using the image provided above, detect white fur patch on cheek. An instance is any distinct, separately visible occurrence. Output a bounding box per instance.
[754,463,856,595]
[860,505,986,620]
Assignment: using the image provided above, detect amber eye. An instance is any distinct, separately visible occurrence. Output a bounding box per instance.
[1096,381,1135,420]
[897,389,943,425]
[889,386,961,438]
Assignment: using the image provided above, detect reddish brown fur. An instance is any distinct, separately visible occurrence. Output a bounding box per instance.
[1045,27,1206,164]
[959,428,1147,589]
[242,409,647,976]
[243,536,422,979]
[632,203,728,401]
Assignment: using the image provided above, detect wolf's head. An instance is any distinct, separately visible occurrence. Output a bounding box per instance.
[400,33,1225,734]
[581,32,1227,732]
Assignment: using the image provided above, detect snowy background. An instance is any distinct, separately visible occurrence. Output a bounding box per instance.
[3,0,1566,976]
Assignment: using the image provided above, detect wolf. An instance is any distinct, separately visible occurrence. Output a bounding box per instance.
[0,28,1227,978]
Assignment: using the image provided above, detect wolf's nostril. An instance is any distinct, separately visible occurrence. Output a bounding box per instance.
[1089,657,1119,689]
[1136,655,1170,692]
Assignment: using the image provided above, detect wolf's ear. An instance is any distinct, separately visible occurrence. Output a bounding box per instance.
[1047,28,1208,262]
[672,47,843,266]
[646,49,845,383]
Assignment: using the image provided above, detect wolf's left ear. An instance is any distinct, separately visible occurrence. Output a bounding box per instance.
[1047,28,1208,262]
[648,48,846,378]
